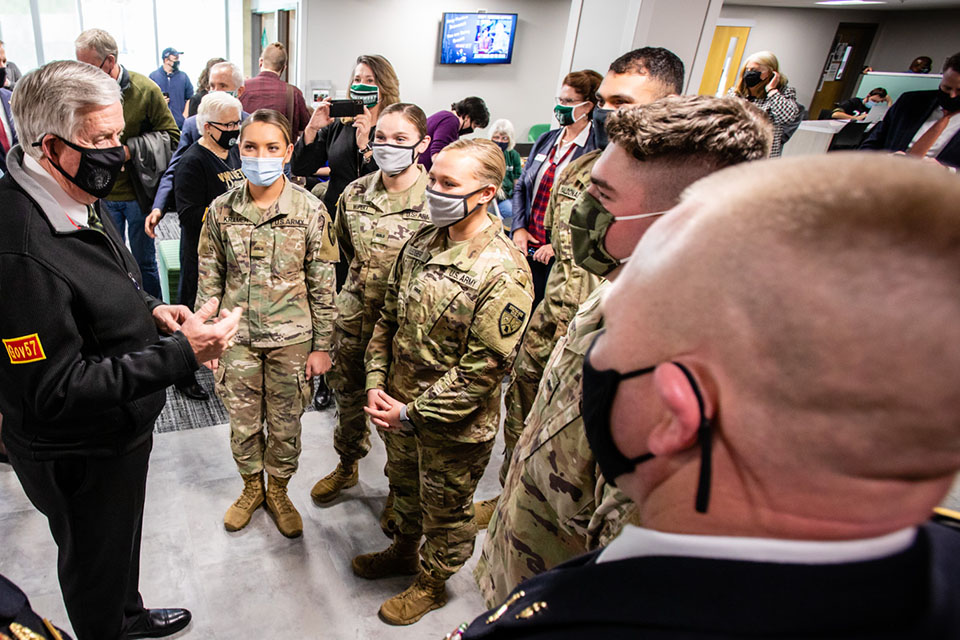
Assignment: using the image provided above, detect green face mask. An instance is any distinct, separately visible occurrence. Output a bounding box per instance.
[349,83,379,108]
[554,101,588,127]
[569,191,667,277]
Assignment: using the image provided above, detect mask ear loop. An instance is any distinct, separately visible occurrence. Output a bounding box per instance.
[672,362,712,514]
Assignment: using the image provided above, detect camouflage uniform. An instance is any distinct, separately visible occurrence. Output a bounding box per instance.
[365,213,533,580]
[326,167,431,463]
[197,179,338,478]
[475,282,637,607]
[500,152,604,481]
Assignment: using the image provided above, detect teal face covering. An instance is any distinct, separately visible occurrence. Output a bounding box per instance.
[241,156,284,187]
[349,83,379,108]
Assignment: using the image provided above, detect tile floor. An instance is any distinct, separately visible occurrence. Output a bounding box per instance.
[0,409,503,639]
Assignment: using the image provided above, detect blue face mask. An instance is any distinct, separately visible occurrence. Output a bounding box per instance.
[863,100,875,110]
[241,156,284,186]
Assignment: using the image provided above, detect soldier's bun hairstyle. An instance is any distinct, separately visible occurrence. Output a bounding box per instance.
[379,102,428,138]
[441,138,506,201]
[241,108,292,146]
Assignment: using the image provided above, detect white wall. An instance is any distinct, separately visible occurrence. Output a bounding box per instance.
[719,4,886,106]
[867,9,960,73]
[300,0,572,140]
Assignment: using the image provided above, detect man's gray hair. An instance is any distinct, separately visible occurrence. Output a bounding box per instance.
[196,92,243,133]
[75,28,119,64]
[14,60,122,160]
[210,61,244,90]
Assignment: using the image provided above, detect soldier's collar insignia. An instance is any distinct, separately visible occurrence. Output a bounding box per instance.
[499,303,526,338]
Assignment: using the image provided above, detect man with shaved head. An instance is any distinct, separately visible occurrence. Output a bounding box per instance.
[455,154,960,638]
[474,95,773,607]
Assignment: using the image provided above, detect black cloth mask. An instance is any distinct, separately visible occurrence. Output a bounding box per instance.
[743,69,764,88]
[592,108,613,150]
[459,126,474,135]
[581,332,713,513]
[209,124,239,150]
[937,89,960,113]
[33,136,125,199]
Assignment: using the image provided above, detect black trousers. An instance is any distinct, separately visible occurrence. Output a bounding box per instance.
[177,220,201,311]
[8,437,152,640]
[526,256,553,311]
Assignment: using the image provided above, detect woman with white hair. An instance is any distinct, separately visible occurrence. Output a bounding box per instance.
[171,91,245,399]
[728,51,800,157]
[489,118,522,225]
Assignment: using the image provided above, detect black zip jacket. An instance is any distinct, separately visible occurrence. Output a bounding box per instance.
[0,146,198,459]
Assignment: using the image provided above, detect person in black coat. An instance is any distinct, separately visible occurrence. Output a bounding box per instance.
[453,153,960,639]
[861,51,960,168]
[0,61,239,640]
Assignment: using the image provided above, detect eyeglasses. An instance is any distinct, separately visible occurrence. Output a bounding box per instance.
[556,97,587,107]
[209,121,241,130]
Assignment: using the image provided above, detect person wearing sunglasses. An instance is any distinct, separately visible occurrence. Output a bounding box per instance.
[457,152,960,639]
[170,92,246,401]
[475,95,772,608]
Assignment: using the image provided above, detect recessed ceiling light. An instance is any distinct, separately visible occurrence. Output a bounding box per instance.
[815,0,886,5]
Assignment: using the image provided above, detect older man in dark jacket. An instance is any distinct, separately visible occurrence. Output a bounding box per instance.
[0,60,239,640]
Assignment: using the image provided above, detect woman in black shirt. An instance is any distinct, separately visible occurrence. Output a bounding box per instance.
[291,54,400,217]
[172,91,245,399]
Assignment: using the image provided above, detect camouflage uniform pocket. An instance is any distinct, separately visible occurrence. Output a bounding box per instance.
[271,226,307,280]
[214,363,228,398]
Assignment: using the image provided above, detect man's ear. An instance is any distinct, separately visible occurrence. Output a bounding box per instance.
[236,86,245,99]
[648,363,706,455]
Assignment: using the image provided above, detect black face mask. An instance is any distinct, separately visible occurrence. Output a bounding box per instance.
[592,107,613,150]
[459,126,474,135]
[0,67,6,89]
[937,89,960,113]
[743,69,764,88]
[209,124,239,150]
[171,60,180,73]
[33,135,125,199]
[494,140,509,151]
[581,333,713,514]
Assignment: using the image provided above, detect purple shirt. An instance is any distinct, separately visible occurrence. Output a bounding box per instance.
[422,110,461,170]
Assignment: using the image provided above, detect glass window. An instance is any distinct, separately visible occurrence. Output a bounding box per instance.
[156,0,226,91]
[80,0,158,77]
[37,0,82,64]
[0,0,40,73]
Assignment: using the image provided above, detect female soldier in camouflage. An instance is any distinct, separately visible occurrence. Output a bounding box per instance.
[357,139,533,625]
[309,104,432,531]
[196,109,338,538]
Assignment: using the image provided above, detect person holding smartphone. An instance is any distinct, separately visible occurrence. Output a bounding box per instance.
[291,54,400,222]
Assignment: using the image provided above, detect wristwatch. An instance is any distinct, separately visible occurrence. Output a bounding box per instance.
[399,404,415,430]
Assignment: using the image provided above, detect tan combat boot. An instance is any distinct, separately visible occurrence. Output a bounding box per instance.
[265,475,303,538]
[309,459,358,503]
[379,489,398,537]
[378,571,448,626]
[473,495,500,530]
[351,534,420,579]
[224,472,265,531]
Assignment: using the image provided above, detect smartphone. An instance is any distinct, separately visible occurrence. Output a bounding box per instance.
[328,99,364,118]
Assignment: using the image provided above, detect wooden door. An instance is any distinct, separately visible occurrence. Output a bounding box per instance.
[698,25,751,97]
[808,23,877,119]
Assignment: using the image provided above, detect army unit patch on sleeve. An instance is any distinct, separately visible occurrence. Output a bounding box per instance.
[499,303,526,338]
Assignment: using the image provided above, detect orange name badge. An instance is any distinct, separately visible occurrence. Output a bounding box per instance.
[3,333,47,364]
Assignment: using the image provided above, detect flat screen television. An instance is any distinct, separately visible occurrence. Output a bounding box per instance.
[440,12,517,65]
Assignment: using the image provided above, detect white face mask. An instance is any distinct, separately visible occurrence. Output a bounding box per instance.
[372,139,422,177]
[425,185,490,228]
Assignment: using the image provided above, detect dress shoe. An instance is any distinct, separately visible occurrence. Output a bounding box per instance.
[313,376,332,410]
[125,608,192,638]
[175,379,208,401]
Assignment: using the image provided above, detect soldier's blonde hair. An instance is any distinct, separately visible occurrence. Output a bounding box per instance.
[441,138,506,201]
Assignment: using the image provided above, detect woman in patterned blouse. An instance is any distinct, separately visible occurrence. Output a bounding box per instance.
[728,51,800,157]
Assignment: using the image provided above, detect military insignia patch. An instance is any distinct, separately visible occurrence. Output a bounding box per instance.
[498,303,525,338]
[327,216,336,244]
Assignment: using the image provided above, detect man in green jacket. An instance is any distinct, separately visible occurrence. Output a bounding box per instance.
[76,28,180,299]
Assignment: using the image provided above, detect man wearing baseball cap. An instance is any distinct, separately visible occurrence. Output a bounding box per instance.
[149,47,193,128]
